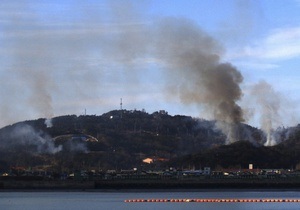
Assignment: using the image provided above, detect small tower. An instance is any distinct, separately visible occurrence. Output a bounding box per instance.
[120,98,123,118]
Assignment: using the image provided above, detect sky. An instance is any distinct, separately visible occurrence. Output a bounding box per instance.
[1,0,300,130]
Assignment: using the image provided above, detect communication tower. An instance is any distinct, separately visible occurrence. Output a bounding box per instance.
[120,98,123,118]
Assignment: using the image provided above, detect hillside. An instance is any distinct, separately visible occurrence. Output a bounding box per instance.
[169,138,300,170]
[0,109,299,173]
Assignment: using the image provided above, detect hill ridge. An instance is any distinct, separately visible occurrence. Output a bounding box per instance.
[0,109,299,172]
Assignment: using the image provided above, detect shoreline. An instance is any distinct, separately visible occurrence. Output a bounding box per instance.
[1,179,300,191]
[1,188,300,193]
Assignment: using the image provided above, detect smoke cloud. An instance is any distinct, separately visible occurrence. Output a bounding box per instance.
[251,80,285,146]
[0,123,62,154]
[0,123,90,154]
[152,18,244,143]
[0,1,245,143]
[45,118,53,128]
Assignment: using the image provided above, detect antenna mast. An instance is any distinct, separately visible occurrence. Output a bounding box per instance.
[120,98,123,118]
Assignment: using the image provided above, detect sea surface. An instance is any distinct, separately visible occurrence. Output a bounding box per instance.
[0,190,299,210]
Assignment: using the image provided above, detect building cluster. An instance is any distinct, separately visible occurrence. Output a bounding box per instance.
[1,166,300,182]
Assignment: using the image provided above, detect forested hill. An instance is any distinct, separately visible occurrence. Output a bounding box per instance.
[0,109,299,171]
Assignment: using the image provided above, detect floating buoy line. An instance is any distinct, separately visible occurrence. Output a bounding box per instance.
[124,198,300,203]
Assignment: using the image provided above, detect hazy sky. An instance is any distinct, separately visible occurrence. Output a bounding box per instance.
[1,0,300,129]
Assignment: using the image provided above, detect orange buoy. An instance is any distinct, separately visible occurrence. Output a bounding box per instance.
[125,198,300,203]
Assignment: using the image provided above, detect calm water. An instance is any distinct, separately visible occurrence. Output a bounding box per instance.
[0,190,299,210]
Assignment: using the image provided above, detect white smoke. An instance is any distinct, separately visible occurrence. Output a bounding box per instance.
[6,123,62,154]
[45,118,53,128]
[250,80,296,146]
